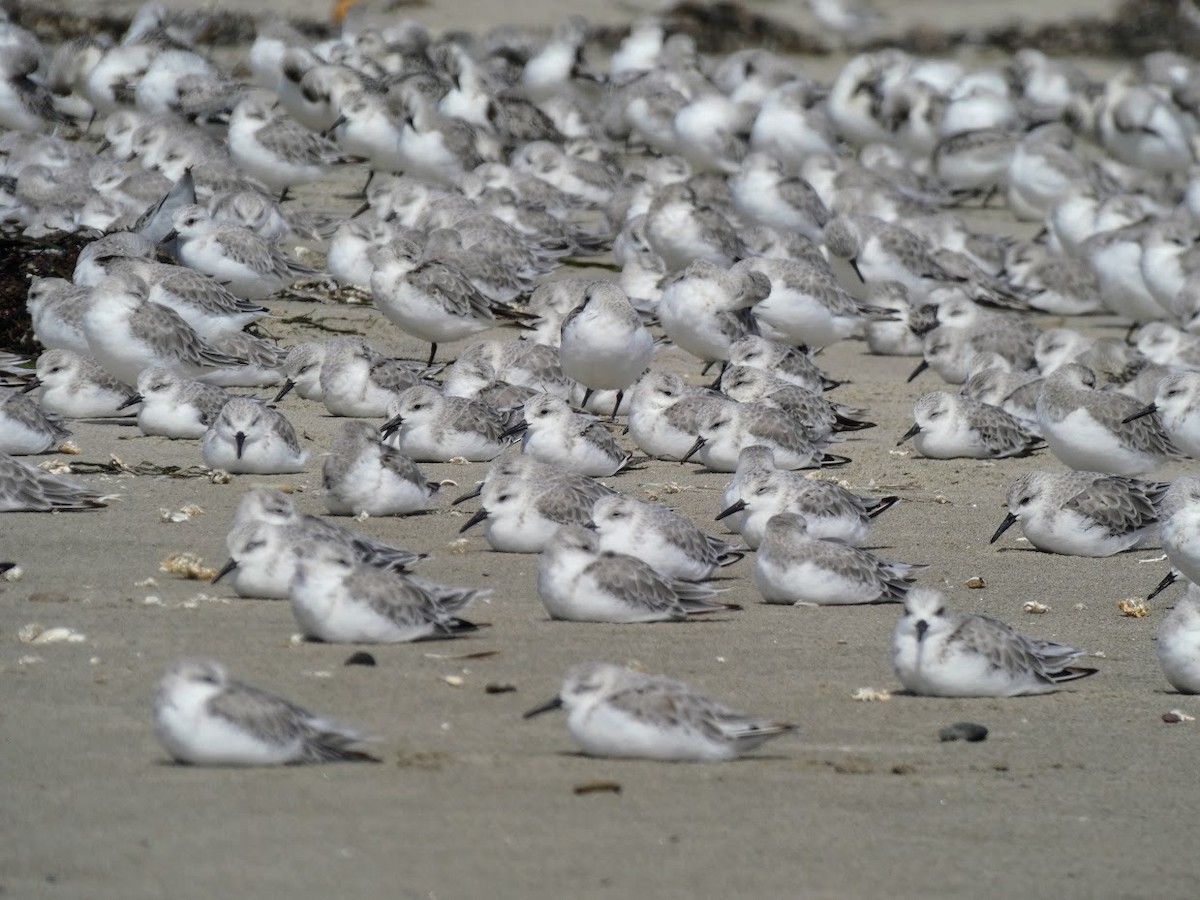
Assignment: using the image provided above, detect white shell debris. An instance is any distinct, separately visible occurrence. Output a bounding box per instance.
[1022,601,1050,614]
[18,623,86,644]
[852,687,892,702]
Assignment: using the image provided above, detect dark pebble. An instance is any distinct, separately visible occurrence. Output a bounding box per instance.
[344,651,376,667]
[484,682,516,694]
[939,722,988,742]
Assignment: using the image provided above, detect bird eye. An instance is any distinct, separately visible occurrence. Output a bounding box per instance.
[411,403,424,411]
[497,493,510,502]
[935,606,946,616]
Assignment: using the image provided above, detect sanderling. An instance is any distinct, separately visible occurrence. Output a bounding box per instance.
[511,395,631,477]
[732,152,830,243]
[423,227,537,305]
[395,90,491,188]
[326,89,405,196]
[898,391,1043,459]
[1157,586,1200,694]
[154,659,377,766]
[201,397,308,475]
[97,256,272,342]
[990,470,1166,557]
[227,93,347,202]
[82,273,248,384]
[644,182,744,272]
[213,488,424,599]
[288,541,485,644]
[317,338,428,418]
[683,402,848,473]
[73,231,158,287]
[727,335,835,394]
[1037,364,1177,476]
[381,384,517,463]
[458,467,608,554]
[1151,476,1200,595]
[166,205,316,300]
[559,281,655,416]
[322,420,439,517]
[893,587,1098,697]
[627,371,730,462]
[125,366,232,439]
[1123,371,1200,458]
[369,249,505,367]
[592,493,743,582]
[25,349,138,418]
[720,365,874,440]
[909,324,1035,386]
[523,662,796,761]
[656,261,770,369]
[0,451,106,511]
[755,512,923,605]
[0,390,71,455]
[536,525,736,623]
[1132,322,1200,372]
[717,455,899,548]
[442,340,573,401]
[25,277,92,355]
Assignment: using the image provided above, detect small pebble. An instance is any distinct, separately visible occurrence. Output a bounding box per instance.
[345,651,376,667]
[939,722,988,742]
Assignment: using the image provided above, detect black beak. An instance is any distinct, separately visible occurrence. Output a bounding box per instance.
[897,422,921,445]
[20,376,40,393]
[273,379,296,402]
[990,511,1018,544]
[235,432,246,458]
[160,228,178,245]
[321,114,347,138]
[1121,403,1156,424]
[680,435,706,464]
[459,508,489,533]
[849,257,864,283]
[380,414,403,439]
[499,421,528,440]
[522,695,563,719]
[451,483,483,505]
[1147,570,1177,601]
[906,360,928,383]
[116,393,143,410]
[351,199,371,218]
[915,619,928,641]
[715,499,746,521]
[210,557,238,584]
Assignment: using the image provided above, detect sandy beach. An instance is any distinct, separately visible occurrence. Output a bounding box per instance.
[4,1,1199,898]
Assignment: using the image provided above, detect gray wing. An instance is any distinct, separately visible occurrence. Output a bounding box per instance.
[0,453,104,511]
[159,269,268,316]
[583,554,687,619]
[968,401,1042,457]
[208,680,367,762]
[409,263,496,322]
[210,227,303,279]
[947,616,1057,684]
[131,303,247,369]
[257,116,342,165]
[1066,477,1161,534]
[2,393,70,443]
[377,443,428,488]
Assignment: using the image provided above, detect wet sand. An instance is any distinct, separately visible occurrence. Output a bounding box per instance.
[4,1,1197,899]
